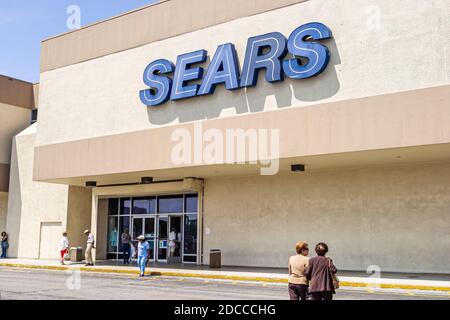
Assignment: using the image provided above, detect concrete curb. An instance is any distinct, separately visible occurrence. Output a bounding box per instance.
[1,262,450,293]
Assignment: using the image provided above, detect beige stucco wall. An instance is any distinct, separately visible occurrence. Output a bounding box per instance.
[203,162,450,273]
[36,0,450,147]
[6,124,70,258]
[0,192,7,233]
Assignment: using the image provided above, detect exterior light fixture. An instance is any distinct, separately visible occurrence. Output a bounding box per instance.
[85,181,97,187]
[141,177,154,184]
[291,164,305,172]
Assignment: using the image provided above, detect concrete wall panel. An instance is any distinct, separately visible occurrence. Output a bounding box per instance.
[202,162,450,273]
[38,222,62,260]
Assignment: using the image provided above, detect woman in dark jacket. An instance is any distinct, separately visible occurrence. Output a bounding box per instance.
[305,242,337,300]
[1,231,8,259]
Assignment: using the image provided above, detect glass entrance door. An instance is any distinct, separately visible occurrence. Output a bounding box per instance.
[168,216,183,263]
[144,217,155,261]
[106,194,198,263]
[132,217,155,261]
[157,216,168,262]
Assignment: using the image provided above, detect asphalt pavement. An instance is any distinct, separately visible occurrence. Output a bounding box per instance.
[0,267,448,300]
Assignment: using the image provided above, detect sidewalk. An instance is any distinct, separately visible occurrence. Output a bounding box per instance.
[1,258,450,293]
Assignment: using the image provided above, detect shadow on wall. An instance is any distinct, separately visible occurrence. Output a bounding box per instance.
[290,38,341,103]
[147,38,341,125]
[5,139,22,258]
[66,186,92,253]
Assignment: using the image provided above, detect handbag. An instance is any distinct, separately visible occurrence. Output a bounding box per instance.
[328,258,340,289]
[130,245,136,259]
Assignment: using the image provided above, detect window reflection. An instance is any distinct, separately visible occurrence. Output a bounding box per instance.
[184,214,197,255]
[108,198,119,215]
[158,195,183,213]
[132,197,156,214]
[133,218,143,240]
[108,216,118,253]
[120,198,131,215]
[119,216,130,242]
[185,194,198,213]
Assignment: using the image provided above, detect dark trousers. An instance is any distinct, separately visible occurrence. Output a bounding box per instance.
[122,243,131,263]
[310,291,333,300]
[1,242,7,258]
[288,283,309,300]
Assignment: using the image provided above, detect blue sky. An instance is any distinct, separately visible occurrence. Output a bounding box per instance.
[0,0,158,83]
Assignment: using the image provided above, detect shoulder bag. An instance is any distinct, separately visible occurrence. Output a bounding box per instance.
[328,258,340,289]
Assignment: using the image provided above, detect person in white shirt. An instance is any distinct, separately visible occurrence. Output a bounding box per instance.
[84,229,95,266]
[59,232,69,265]
[168,228,177,257]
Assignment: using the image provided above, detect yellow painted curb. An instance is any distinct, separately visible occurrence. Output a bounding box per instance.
[339,281,450,292]
[1,263,449,292]
[0,263,69,272]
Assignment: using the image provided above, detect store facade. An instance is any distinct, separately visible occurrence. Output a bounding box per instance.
[4,0,450,273]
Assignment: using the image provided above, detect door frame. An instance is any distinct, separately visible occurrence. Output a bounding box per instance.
[131,215,156,262]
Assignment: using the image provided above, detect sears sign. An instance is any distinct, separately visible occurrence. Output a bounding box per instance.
[140,22,332,107]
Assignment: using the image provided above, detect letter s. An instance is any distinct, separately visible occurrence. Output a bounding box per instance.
[283,22,332,79]
[139,59,174,107]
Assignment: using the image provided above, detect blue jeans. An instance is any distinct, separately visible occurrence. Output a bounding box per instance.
[137,255,147,275]
[1,241,7,258]
[122,243,131,264]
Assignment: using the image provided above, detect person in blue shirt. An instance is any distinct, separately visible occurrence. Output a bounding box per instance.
[137,235,150,277]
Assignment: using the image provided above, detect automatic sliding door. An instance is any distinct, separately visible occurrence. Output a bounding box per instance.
[168,216,182,262]
[144,217,155,261]
[157,217,168,261]
[127,194,199,264]
[132,218,143,241]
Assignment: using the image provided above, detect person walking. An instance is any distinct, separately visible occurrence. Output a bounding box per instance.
[121,228,132,264]
[305,242,338,300]
[1,231,8,259]
[137,235,150,277]
[84,229,95,266]
[288,241,310,300]
[59,232,69,265]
